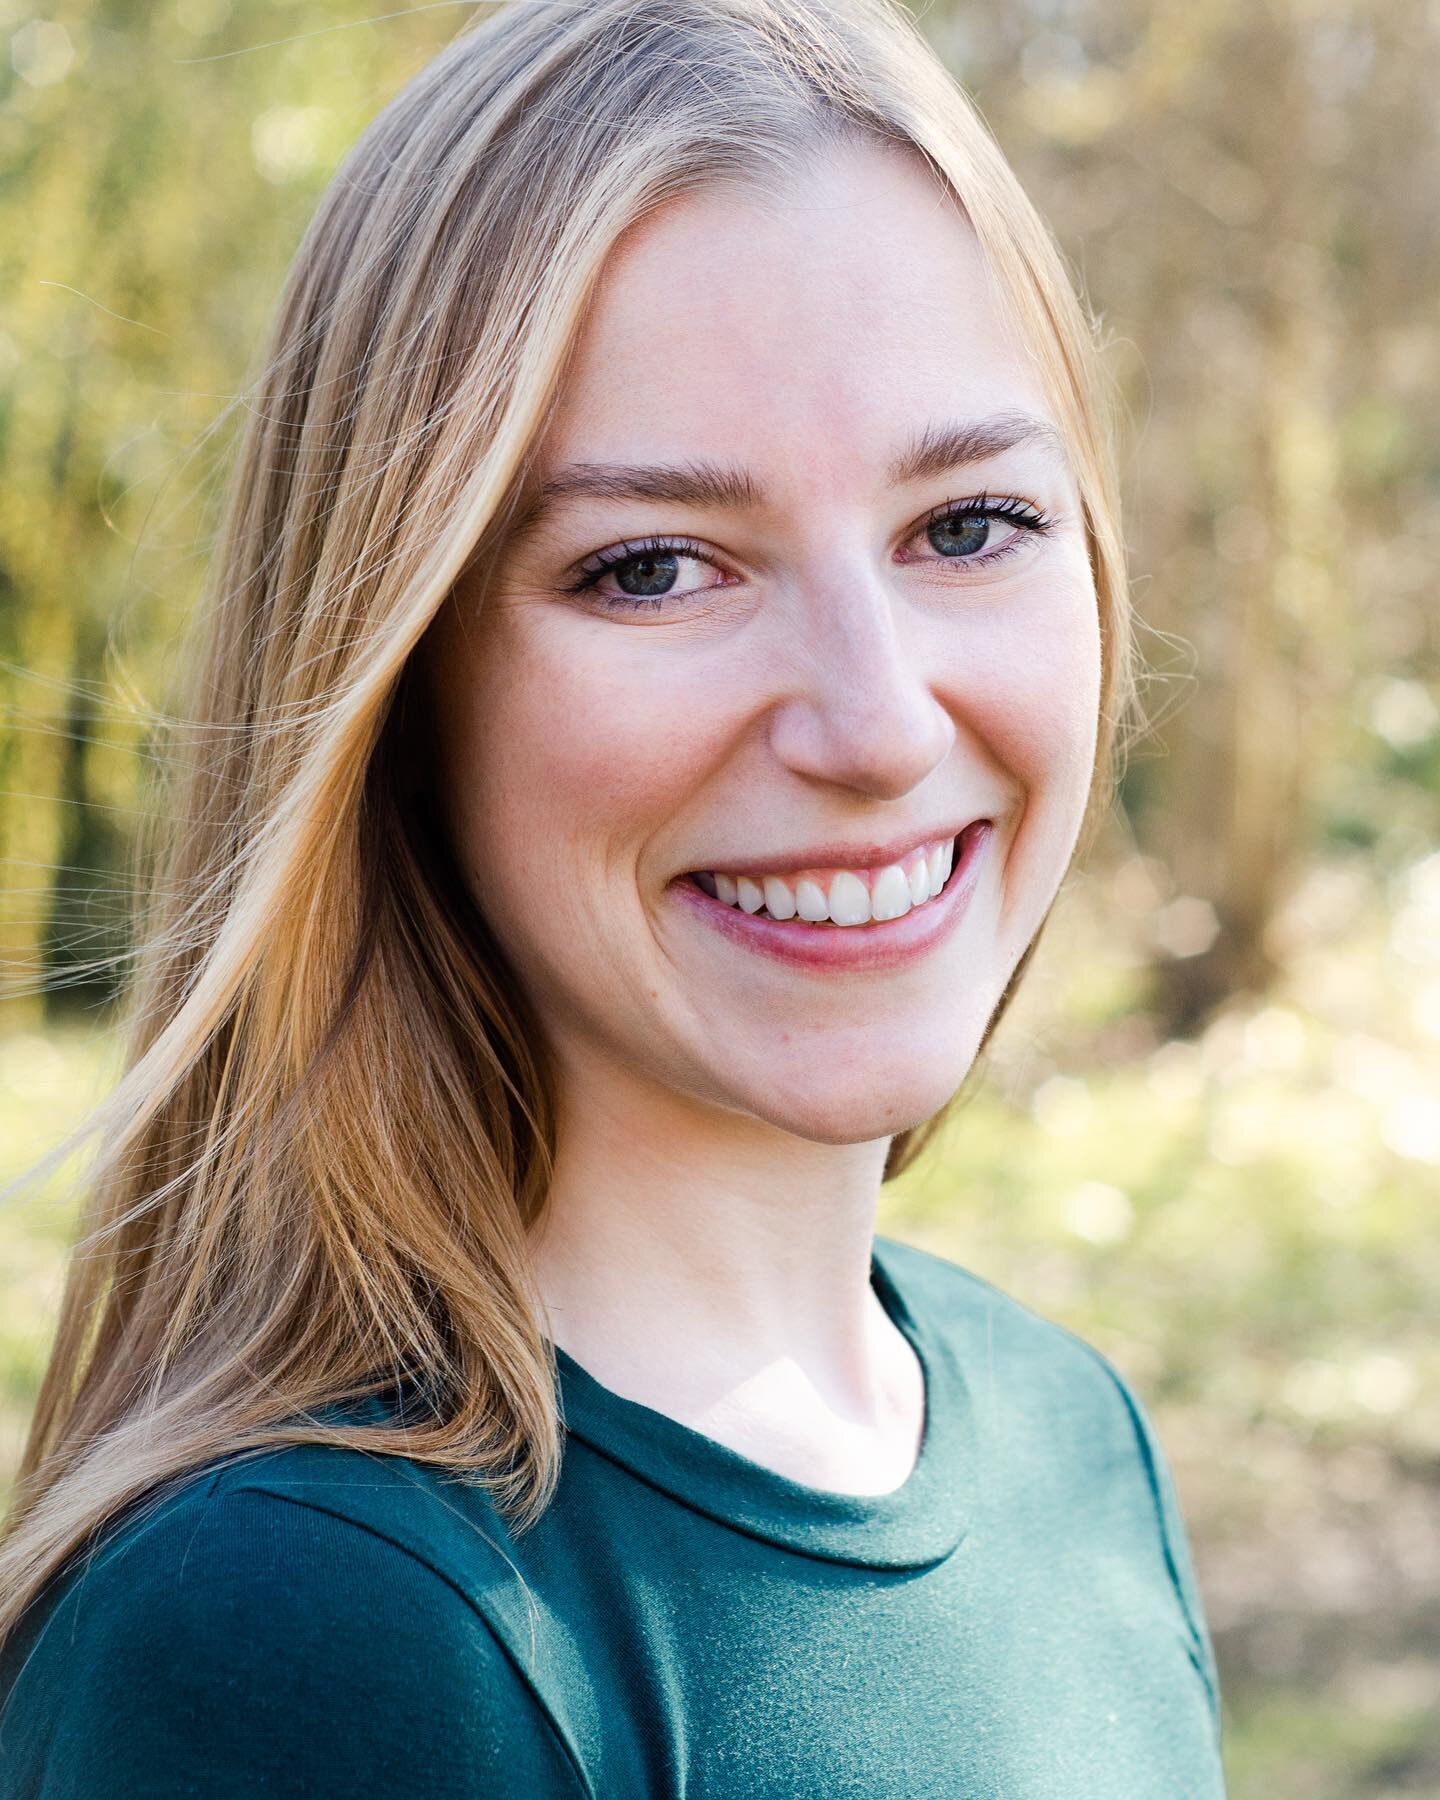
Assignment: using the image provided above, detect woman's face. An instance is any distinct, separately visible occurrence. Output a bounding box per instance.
[426,140,1101,1146]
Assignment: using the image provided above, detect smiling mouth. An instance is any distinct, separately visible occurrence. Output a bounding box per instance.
[685,825,979,928]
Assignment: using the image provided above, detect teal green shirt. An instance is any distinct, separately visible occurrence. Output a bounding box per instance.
[0,1237,1225,1796]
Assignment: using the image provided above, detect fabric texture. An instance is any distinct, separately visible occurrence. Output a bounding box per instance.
[0,1235,1226,1797]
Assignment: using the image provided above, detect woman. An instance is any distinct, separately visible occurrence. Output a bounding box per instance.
[0,0,1225,1793]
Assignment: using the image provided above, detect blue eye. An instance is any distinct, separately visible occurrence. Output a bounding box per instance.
[918,492,1054,564]
[930,514,994,557]
[566,535,723,610]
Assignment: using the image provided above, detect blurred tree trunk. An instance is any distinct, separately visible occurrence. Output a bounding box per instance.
[1147,5,1343,1033]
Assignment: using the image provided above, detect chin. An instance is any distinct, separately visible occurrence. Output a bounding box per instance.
[735,1055,977,1147]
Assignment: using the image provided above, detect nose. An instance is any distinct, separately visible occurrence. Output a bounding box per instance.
[766,571,955,801]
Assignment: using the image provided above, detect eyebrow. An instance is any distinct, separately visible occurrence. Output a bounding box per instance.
[509,410,1070,538]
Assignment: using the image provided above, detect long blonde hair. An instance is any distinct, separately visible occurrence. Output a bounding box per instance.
[0,0,1131,1644]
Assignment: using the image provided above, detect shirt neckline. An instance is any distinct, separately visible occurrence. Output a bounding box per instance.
[549,1233,974,1570]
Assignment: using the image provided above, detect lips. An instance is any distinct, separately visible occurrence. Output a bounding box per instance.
[686,818,984,884]
[671,820,992,972]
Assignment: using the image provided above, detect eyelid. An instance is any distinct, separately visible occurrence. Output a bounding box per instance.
[916,489,1053,531]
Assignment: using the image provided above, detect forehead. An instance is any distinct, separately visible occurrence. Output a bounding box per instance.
[539,139,1057,495]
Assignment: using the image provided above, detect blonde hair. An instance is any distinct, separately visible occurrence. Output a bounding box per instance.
[0,0,1131,1645]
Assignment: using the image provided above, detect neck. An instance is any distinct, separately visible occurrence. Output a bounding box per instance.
[527,1055,910,1442]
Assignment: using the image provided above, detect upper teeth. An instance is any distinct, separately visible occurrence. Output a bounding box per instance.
[694,837,955,926]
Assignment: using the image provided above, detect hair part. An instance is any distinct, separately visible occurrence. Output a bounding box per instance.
[0,0,1132,1655]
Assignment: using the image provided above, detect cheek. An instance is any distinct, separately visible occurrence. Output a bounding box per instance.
[450,602,723,898]
[942,563,1102,800]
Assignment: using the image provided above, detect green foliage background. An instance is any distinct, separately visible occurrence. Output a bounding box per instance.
[1,3,1437,1795]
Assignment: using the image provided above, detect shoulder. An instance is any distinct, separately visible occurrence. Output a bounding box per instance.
[0,1444,584,1797]
[879,1231,1168,1429]
[876,1233,1222,1720]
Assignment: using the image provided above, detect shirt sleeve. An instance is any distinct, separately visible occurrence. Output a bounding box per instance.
[1,1484,585,1798]
[1084,1348,1225,1738]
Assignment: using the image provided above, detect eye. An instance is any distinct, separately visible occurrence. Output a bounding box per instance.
[565,535,728,611]
[905,492,1055,571]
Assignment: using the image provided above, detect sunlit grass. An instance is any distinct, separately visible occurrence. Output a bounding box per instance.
[0,1022,114,1486]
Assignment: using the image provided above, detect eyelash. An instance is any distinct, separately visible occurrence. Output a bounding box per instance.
[564,492,1057,610]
